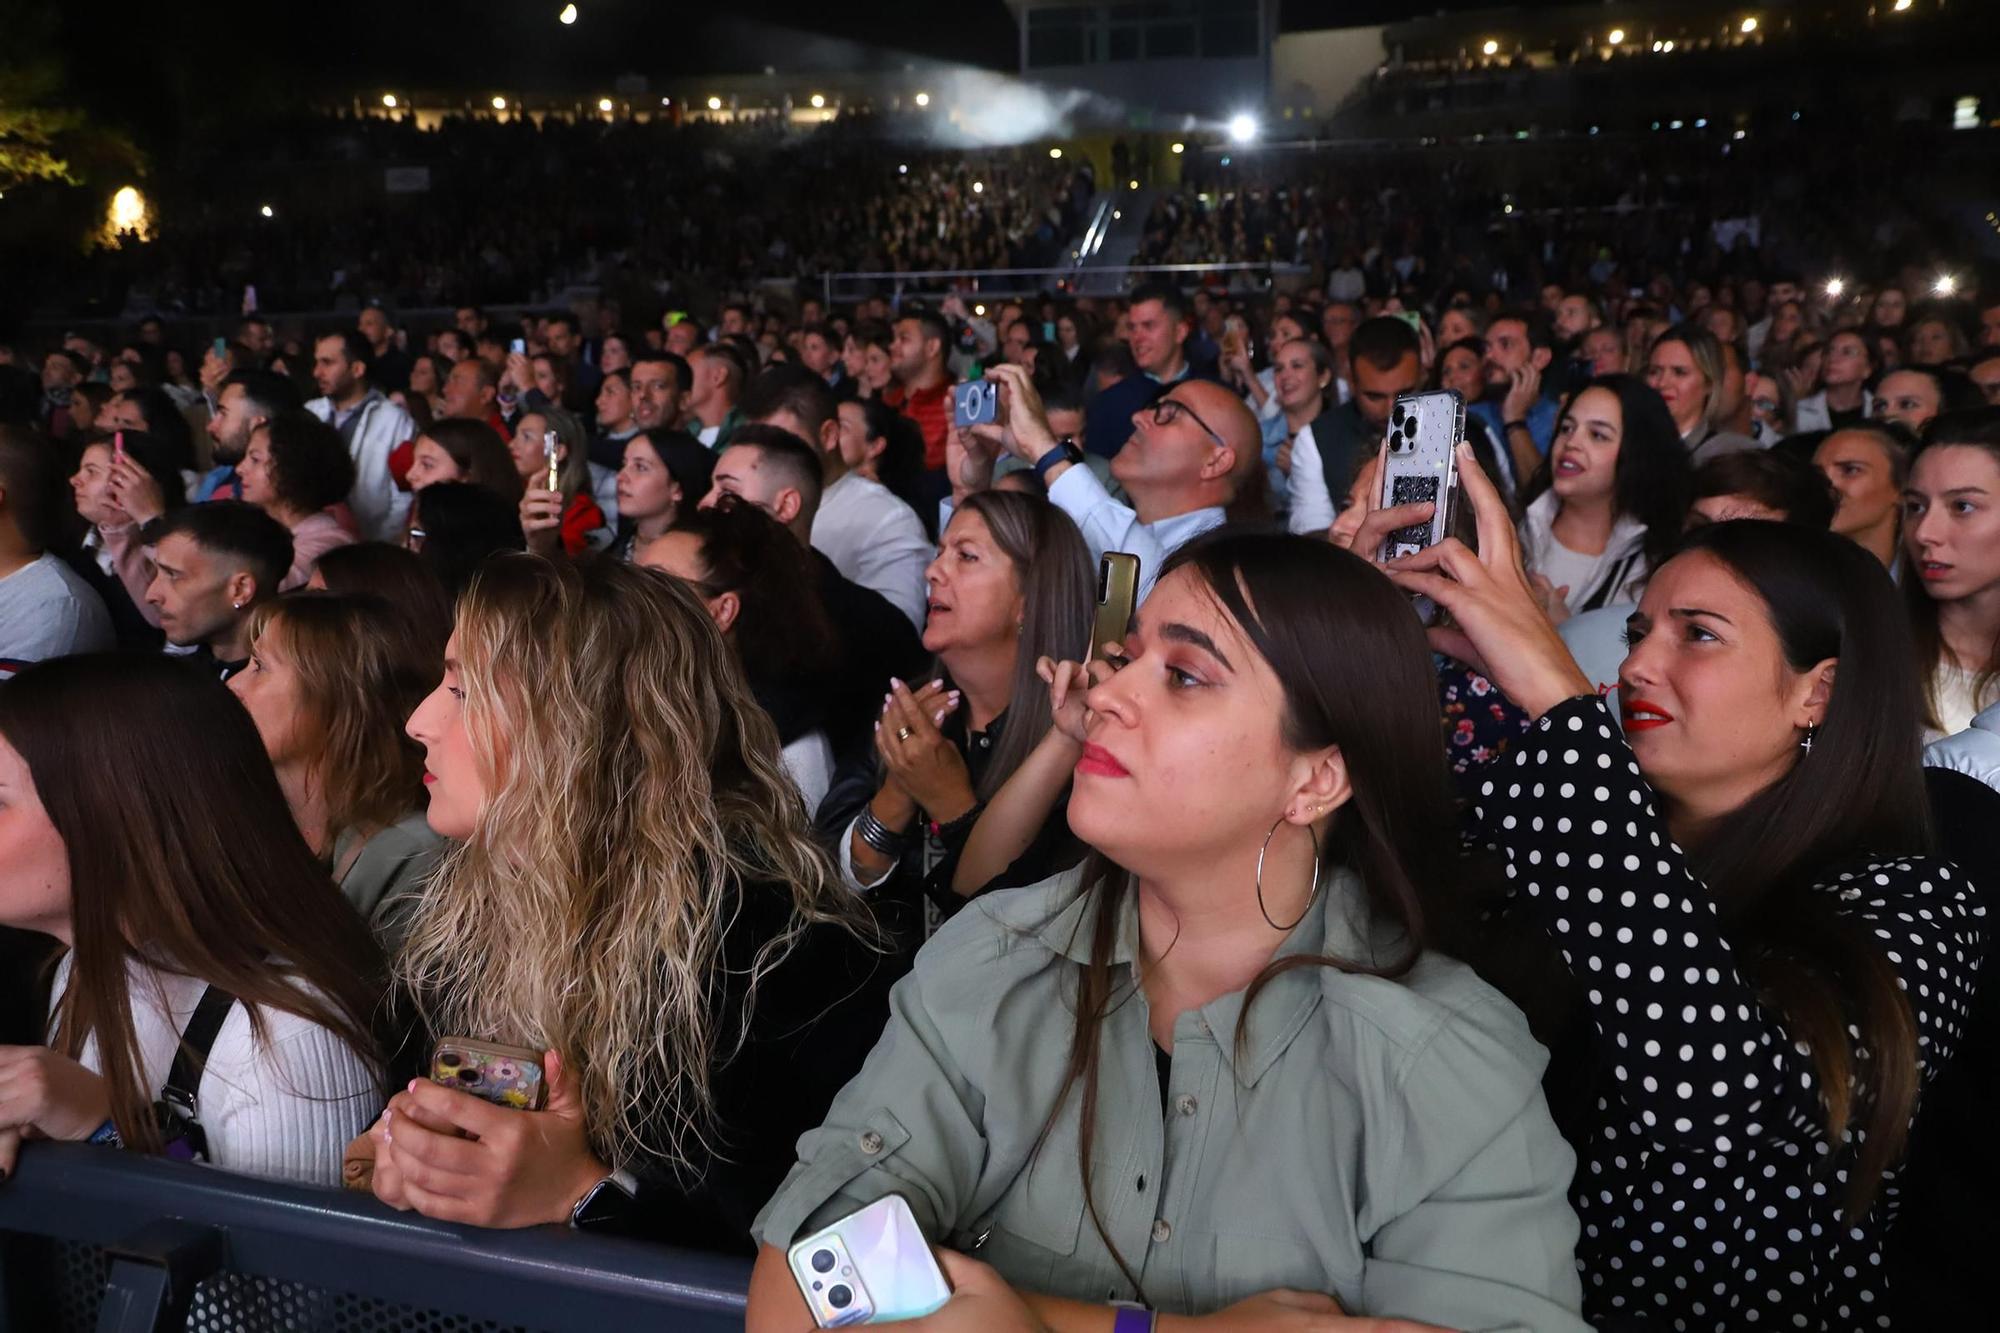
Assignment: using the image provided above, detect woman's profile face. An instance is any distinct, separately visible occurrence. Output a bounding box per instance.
[405,632,484,840]
[1068,567,1332,881]
[921,510,1024,658]
[406,436,463,491]
[229,621,312,769]
[508,413,559,481]
[1617,550,1824,815]
[0,732,72,942]
[1812,430,1901,542]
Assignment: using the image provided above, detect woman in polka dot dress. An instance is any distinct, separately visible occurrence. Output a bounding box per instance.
[1369,444,1986,1330]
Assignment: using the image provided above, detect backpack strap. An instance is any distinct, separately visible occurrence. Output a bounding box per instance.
[158,985,238,1124]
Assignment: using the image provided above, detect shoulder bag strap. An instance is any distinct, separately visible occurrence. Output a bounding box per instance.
[159,985,238,1121]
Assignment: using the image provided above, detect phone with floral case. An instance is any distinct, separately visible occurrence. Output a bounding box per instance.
[429,1038,547,1110]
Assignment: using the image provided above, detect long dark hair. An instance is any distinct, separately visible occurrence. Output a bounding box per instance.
[1673,520,1931,1216]
[1520,372,1695,575]
[1903,409,2000,729]
[856,399,930,539]
[668,500,837,688]
[1043,530,1463,1295]
[0,655,386,1154]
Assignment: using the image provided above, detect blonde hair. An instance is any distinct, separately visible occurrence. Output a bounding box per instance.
[395,555,870,1176]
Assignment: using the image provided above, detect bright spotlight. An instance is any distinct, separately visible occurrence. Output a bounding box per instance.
[1825,277,1847,299]
[809,93,826,109]
[1741,17,1758,34]
[1227,113,1258,144]
[1482,39,1499,56]
[1608,28,1625,45]
[973,304,986,317]
[491,96,507,110]
[1049,146,1063,158]
[898,163,908,175]
[971,180,984,193]
[382,94,398,108]
[259,204,274,218]
[1893,0,1912,10]
[559,3,577,23]
[1663,39,1676,52]
[1935,273,1959,297]
[707,96,722,111]
[1170,141,1185,155]
[914,92,930,107]
[597,98,613,113]
[1128,179,1139,190]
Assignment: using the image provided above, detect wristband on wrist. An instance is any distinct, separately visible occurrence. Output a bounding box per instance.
[855,807,910,858]
[1111,1307,1156,1333]
[1033,437,1084,481]
[88,1119,123,1148]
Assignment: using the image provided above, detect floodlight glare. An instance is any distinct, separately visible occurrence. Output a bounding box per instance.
[1227,113,1258,144]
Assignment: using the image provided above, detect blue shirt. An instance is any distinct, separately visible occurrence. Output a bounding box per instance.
[193,465,240,503]
[1083,359,1218,459]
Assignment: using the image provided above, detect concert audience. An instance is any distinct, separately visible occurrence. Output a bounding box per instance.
[1903,410,2000,736]
[142,501,294,679]
[235,411,359,589]
[0,426,112,676]
[512,406,611,558]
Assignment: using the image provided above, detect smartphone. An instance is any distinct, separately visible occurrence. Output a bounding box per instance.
[952,379,997,428]
[212,337,228,359]
[786,1194,950,1327]
[113,430,126,460]
[429,1038,547,1110]
[1090,552,1140,663]
[1377,389,1465,564]
[543,429,562,492]
[510,337,527,356]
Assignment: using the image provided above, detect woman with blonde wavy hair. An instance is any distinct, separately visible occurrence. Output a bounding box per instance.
[358,554,892,1250]
[229,592,447,950]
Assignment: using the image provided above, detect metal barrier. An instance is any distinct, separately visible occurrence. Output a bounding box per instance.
[818,261,1308,305]
[0,1142,751,1332]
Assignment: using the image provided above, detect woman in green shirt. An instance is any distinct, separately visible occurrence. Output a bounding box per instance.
[747,531,1588,1332]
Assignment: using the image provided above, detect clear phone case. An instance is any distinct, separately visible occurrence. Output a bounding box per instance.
[1377,388,1466,562]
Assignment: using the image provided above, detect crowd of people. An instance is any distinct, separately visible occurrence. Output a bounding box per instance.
[5,180,2000,1330]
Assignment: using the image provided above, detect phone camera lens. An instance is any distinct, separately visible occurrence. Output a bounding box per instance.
[811,1250,837,1274]
[455,1067,480,1084]
[827,1286,853,1310]
[1402,417,1419,439]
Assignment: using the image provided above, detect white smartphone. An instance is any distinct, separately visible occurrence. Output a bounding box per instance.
[1377,388,1465,563]
[786,1194,950,1327]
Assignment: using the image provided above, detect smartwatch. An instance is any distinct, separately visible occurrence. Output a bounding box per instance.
[1033,436,1085,482]
[570,1166,640,1230]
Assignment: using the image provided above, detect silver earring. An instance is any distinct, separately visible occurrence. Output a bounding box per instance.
[231,600,244,610]
[1799,724,1816,756]
[1255,816,1321,933]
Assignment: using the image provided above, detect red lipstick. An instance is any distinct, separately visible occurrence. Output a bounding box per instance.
[1619,697,1675,732]
[1075,743,1130,778]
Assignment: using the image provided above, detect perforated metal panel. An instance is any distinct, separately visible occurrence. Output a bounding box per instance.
[20,1240,548,1333]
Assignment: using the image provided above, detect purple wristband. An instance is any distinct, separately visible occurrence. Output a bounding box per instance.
[1112,1308,1156,1333]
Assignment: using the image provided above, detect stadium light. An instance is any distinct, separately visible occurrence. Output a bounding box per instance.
[972,180,984,193]
[1170,141,1185,155]
[1482,39,1499,56]
[1129,179,1139,190]
[1893,0,1912,10]
[559,4,577,24]
[491,96,507,110]
[914,92,930,107]
[810,93,826,109]
[1607,28,1625,45]
[382,94,398,108]
[898,163,908,175]
[1049,147,1063,158]
[1741,17,1758,35]
[1662,40,1675,52]
[1227,113,1258,144]
[259,204,274,218]
[707,96,722,110]
[1935,273,1959,297]
[598,98,613,113]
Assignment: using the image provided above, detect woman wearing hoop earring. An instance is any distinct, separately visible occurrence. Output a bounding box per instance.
[746,530,1589,1332]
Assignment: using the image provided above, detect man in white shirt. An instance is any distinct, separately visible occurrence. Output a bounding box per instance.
[303,331,413,541]
[967,364,1260,602]
[744,369,931,628]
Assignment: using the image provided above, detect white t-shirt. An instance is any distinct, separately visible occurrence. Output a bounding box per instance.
[51,955,381,1186]
[0,552,114,676]
[811,473,933,630]
[1931,662,1992,741]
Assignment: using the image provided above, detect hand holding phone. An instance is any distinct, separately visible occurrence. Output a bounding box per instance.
[787,1194,950,1326]
[952,380,997,429]
[430,1038,548,1110]
[1377,390,1465,564]
[1090,552,1139,663]
[543,429,562,492]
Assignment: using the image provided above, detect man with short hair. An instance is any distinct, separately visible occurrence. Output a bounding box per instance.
[884,310,957,471]
[629,351,691,434]
[542,311,599,406]
[455,306,488,341]
[665,317,700,358]
[1747,274,1802,364]
[975,363,1257,603]
[141,501,293,680]
[1580,326,1626,376]
[39,349,87,443]
[1284,316,1426,536]
[440,357,505,435]
[592,367,640,466]
[701,425,928,763]
[1083,282,1221,460]
[1969,350,2000,407]
[797,323,853,400]
[304,330,414,541]
[357,304,414,394]
[197,370,300,502]
[717,303,752,340]
[236,316,276,364]
[745,368,931,628]
[0,426,113,677]
[685,344,746,449]
[1554,292,1603,345]
[1980,300,2000,350]
[1467,309,1560,483]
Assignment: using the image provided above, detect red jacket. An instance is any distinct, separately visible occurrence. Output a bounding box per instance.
[885,377,956,471]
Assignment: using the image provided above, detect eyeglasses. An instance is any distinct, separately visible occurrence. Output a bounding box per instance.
[1149,396,1228,450]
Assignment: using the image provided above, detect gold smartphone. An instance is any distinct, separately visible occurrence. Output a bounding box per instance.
[1090,552,1140,662]
[543,430,562,492]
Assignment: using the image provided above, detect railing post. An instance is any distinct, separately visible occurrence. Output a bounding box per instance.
[94,1219,225,1333]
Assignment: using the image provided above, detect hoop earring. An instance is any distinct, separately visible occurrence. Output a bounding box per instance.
[1256,815,1321,933]
[1799,723,1816,756]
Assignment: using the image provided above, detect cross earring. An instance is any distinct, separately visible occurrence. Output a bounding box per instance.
[1799,724,1816,755]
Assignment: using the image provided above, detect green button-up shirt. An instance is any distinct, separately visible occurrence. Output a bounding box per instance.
[755,868,1589,1330]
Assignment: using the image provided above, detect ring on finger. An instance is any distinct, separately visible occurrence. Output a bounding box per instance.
[895,726,914,742]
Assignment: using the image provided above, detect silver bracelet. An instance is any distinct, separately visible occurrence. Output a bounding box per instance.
[855,807,909,858]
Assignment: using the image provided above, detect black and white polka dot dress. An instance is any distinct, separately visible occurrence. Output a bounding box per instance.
[1473,696,1986,1329]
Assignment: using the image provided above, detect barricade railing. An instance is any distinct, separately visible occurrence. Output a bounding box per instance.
[818,261,1308,305]
[0,1142,751,1332]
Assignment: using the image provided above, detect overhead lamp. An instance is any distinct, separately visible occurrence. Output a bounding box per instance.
[1129,179,1139,190]
[972,180,984,193]
[810,93,826,109]
[1170,141,1185,154]
[1226,113,1258,143]
[382,94,398,108]
[1741,18,1758,35]
[259,204,274,218]
[1893,0,1912,10]
[1482,39,1499,56]
[1049,147,1063,158]
[707,96,722,110]
[1608,28,1625,45]
[898,163,908,175]
[492,96,507,110]
[598,98,613,112]
[559,3,578,23]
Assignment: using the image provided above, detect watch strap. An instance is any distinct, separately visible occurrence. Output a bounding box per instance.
[1033,437,1083,481]
[1110,1308,1156,1333]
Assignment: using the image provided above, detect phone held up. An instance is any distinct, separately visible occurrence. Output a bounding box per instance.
[787,1194,951,1327]
[1377,390,1466,625]
[429,1038,548,1110]
[952,379,997,429]
[543,429,562,492]
[1090,552,1140,663]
